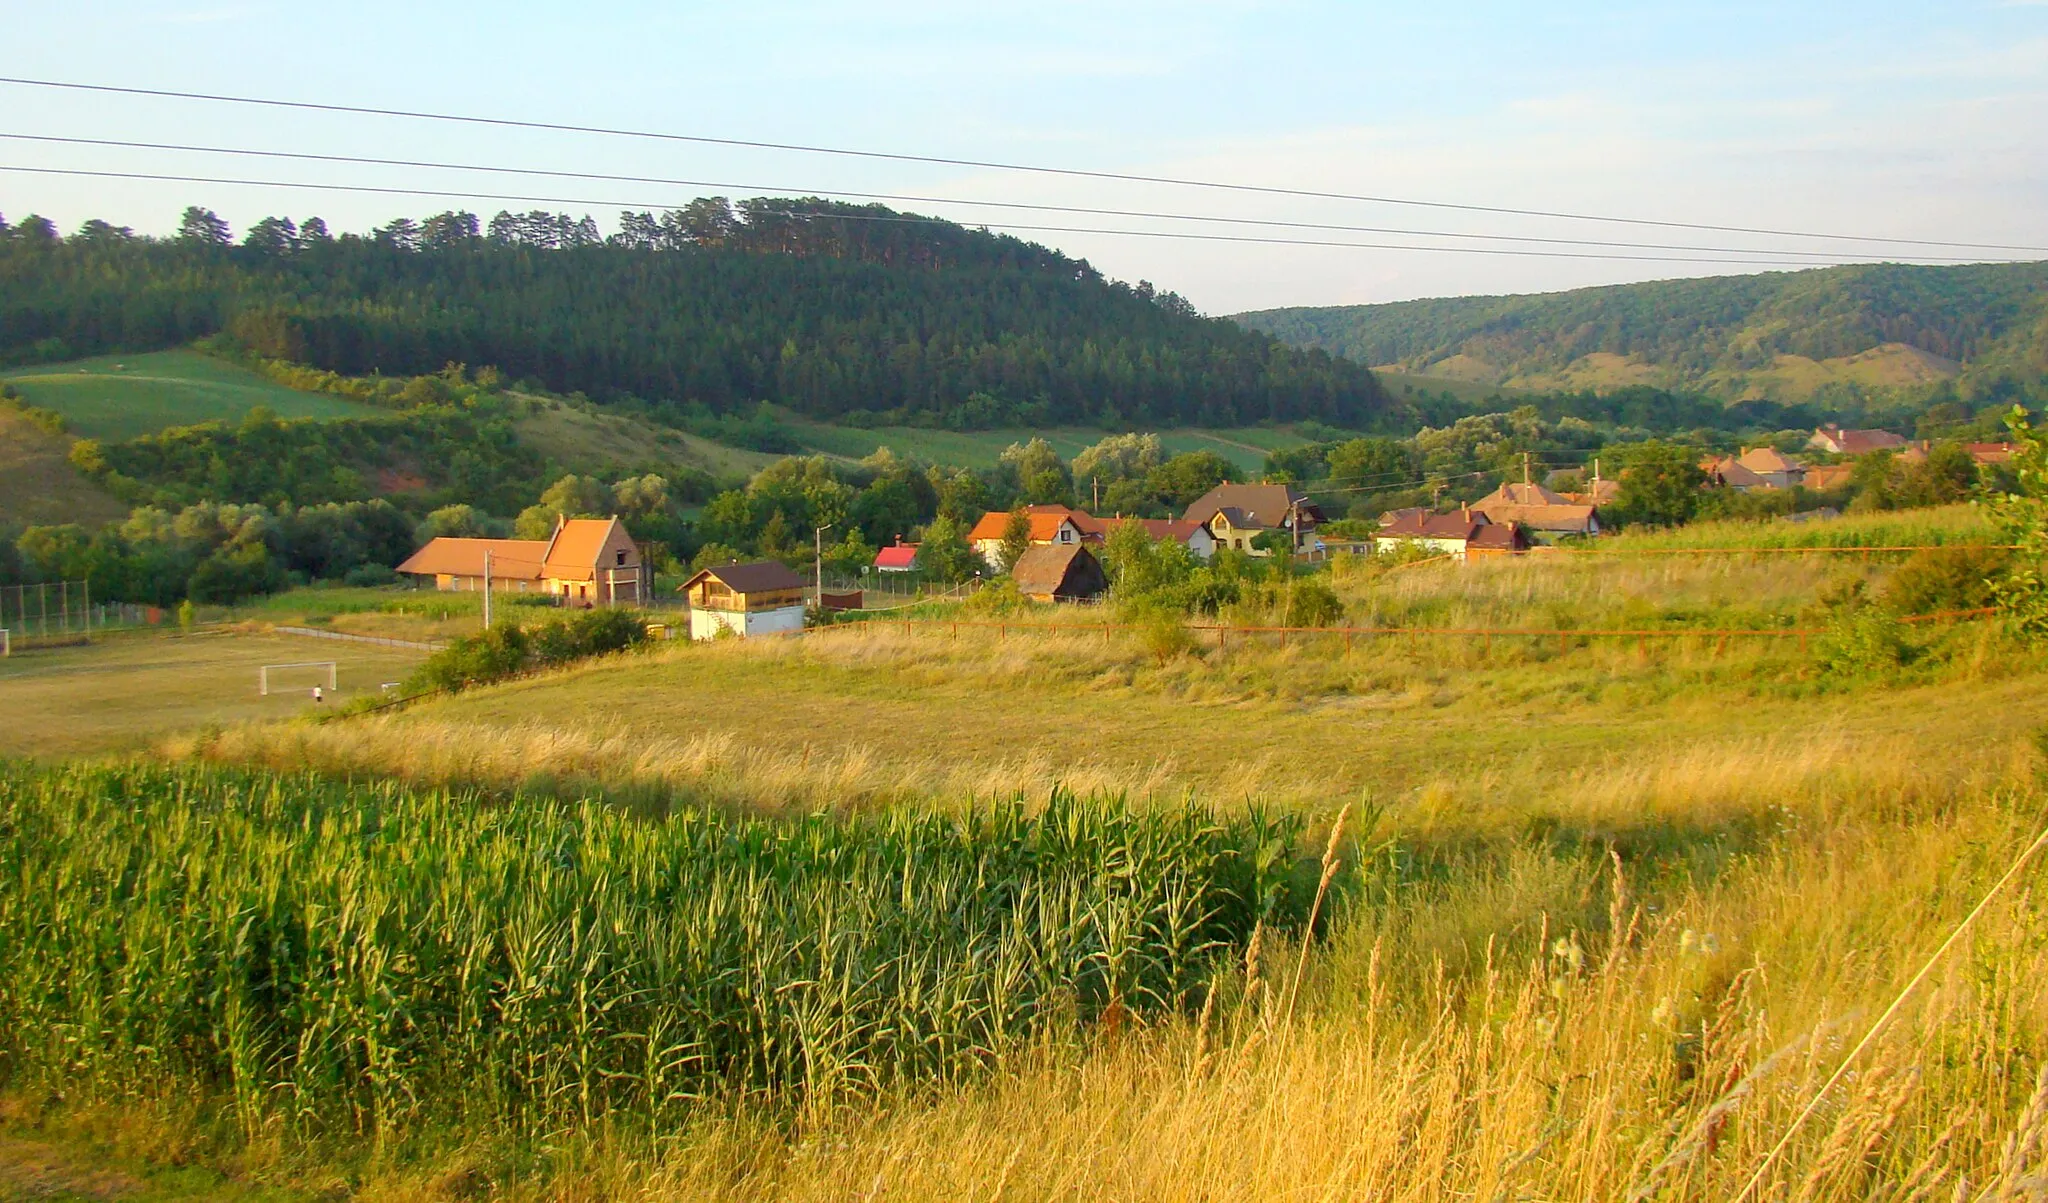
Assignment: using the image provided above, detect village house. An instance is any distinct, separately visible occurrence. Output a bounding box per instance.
[1374,508,1530,561]
[1801,463,1856,492]
[678,560,808,640]
[873,539,920,573]
[1096,516,1217,560]
[1809,425,1908,456]
[1467,480,1600,539]
[395,516,647,605]
[1182,483,1324,555]
[1010,543,1108,602]
[1702,447,1807,492]
[967,505,1084,571]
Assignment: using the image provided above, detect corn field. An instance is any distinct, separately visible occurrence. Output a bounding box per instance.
[0,762,1302,1141]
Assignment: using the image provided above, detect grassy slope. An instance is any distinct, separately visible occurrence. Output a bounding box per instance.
[103,515,2048,1199]
[781,413,1310,472]
[0,407,129,527]
[1235,260,2048,403]
[1,351,381,439]
[512,396,782,481]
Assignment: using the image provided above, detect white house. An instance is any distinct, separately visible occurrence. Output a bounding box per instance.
[679,560,808,640]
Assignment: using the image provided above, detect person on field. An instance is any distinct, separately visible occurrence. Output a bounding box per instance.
[312,685,324,703]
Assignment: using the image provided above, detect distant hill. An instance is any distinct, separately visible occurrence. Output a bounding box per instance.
[1234,262,2048,407]
[0,199,1399,432]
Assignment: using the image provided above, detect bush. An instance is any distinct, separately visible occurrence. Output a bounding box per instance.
[407,608,649,693]
[1284,578,1346,627]
[1882,545,2010,616]
[342,563,401,587]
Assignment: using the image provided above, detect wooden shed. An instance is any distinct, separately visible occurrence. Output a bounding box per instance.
[1010,544,1107,603]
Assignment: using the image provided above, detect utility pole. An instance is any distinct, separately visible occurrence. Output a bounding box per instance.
[1523,450,1532,488]
[1092,476,1100,510]
[814,524,832,602]
[483,549,493,628]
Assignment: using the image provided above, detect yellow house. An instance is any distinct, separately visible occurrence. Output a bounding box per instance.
[395,516,647,604]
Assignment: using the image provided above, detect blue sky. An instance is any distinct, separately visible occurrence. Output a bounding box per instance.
[2,1,2043,312]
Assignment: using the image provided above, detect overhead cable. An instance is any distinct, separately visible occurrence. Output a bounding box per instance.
[0,164,1931,267]
[0,132,2023,265]
[3,75,2043,255]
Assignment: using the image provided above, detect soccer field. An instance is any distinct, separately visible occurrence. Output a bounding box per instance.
[0,629,426,758]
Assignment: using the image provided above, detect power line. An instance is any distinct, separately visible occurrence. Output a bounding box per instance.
[3,75,2042,256]
[0,132,2022,265]
[0,164,1862,267]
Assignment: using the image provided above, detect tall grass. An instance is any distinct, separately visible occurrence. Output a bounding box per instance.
[0,762,1301,1143]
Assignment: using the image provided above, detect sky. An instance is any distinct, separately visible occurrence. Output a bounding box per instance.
[1,1,2044,314]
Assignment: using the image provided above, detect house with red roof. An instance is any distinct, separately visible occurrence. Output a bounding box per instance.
[873,539,920,573]
[967,505,1086,570]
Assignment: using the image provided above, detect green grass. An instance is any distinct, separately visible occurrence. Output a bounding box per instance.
[1,351,380,440]
[0,407,129,527]
[780,414,1311,473]
[0,629,426,758]
[1602,502,1996,550]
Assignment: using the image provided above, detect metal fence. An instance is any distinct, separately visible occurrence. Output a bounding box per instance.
[0,582,163,638]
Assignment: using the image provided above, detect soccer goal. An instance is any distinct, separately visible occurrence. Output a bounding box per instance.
[260,661,338,696]
[0,628,9,658]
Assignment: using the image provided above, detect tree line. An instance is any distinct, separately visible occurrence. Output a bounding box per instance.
[0,200,1400,430]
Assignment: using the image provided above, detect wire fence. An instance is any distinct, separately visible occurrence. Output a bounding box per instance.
[0,582,176,640]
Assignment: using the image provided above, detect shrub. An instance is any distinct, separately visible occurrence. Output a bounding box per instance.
[407,608,649,693]
[1882,545,2010,616]
[1284,579,1346,627]
[342,563,401,587]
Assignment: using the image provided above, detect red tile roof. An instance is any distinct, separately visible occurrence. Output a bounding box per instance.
[874,544,919,569]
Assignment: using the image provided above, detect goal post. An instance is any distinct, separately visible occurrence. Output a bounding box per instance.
[0,628,9,658]
[260,661,338,696]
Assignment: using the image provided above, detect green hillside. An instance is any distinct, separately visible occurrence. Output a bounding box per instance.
[1,350,380,439]
[1235,261,2048,406]
[2,200,1399,432]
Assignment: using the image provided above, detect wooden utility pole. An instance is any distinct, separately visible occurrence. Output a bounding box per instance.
[1092,476,1101,510]
[483,549,493,628]
[814,524,832,602]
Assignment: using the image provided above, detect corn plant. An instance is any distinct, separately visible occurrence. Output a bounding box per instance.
[0,761,1301,1141]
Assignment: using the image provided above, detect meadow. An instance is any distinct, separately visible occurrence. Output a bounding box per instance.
[0,403,128,527]
[5,509,2048,1200]
[1,350,381,440]
[780,413,1309,473]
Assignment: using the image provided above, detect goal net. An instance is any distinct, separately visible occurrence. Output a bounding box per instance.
[260,661,338,696]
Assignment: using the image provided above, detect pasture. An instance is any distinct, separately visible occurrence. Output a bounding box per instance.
[1,350,380,440]
[0,405,128,527]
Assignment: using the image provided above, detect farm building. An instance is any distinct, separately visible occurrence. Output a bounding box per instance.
[1374,509,1530,561]
[1467,481,1600,539]
[1183,483,1323,555]
[395,516,647,604]
[967,505,1085,571]
[1010,544,1107,602]
[679,560,809,640]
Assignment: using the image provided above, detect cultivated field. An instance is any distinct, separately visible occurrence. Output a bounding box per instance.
[2,350,381,439]
[7,512,2048,1200]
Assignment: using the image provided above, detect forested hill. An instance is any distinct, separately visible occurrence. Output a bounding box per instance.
[0,200,1397,431]
[1234,261,2048,407]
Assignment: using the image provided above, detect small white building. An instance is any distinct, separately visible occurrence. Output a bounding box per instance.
[679,561,808,641]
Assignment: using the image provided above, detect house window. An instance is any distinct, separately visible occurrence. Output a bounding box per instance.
[616,550,627,566]
[1060,529,1073,543]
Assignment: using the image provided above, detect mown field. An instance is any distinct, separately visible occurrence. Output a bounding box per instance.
[4,506,2047,1200]
[1,350,382,439]
[0,405,128,527]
